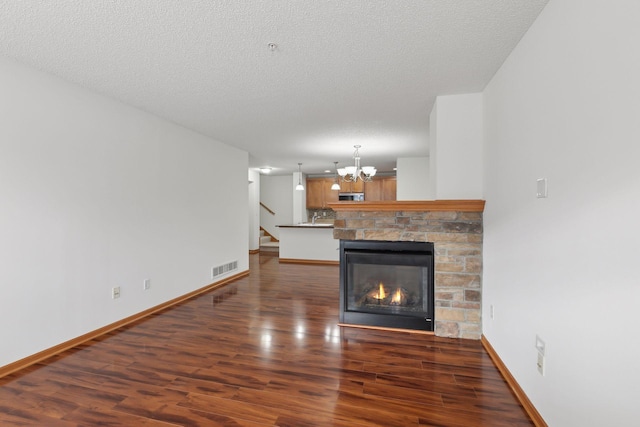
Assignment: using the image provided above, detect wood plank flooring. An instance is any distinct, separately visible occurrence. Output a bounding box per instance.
[0,253,534,426]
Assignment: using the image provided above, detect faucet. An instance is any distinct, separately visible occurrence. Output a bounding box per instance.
[312,213,319,225]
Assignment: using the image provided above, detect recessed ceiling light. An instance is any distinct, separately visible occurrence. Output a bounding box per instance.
[260,167,272,174]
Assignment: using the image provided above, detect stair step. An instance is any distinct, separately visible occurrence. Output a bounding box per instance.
[260,236,272,244]
[260,242,280,253]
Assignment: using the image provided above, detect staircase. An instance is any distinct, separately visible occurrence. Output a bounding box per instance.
[260,228,279,254]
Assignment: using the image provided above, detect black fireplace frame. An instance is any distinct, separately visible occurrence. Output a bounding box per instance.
[339,239,435,331]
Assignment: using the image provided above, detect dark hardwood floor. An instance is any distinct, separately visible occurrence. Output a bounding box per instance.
[0,253,533,426]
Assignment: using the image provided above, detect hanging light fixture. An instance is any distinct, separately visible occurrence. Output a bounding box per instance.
[337,145,377,182]
[331,161,341,191]
[295,163,304,191]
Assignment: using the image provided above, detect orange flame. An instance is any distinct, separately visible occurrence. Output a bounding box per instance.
[391,288,403,304]
[373,282,386,300]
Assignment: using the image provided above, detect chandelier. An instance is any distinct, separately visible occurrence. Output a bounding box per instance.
[337,145,377,182]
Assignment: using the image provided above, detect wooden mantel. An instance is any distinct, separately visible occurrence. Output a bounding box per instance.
[327,200,485,212]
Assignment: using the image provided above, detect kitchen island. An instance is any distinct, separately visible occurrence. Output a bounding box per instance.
[277,224,339,264]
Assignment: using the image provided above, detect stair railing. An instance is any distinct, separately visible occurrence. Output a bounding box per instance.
[260,202,275,215]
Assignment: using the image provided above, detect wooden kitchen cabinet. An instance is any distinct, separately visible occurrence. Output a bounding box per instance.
[307,176,395,207]
[381,176,397,200]
[339,179,364,193]
[306,178,339,208]
[306,179,325,208]
[364,176,396,201]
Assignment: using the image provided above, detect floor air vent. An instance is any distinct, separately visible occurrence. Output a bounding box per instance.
[212,260,238,278]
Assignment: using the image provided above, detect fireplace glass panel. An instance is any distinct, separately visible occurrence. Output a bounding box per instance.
[347,253,429,316]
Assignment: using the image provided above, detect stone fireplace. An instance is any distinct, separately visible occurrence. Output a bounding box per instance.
[329,200,484,339]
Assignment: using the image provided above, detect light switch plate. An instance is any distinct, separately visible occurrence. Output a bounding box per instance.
[536,178,548,198]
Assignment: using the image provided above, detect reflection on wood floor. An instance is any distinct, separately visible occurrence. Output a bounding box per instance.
[0,253,534,426]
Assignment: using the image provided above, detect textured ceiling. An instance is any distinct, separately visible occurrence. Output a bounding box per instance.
[0,0,548,175]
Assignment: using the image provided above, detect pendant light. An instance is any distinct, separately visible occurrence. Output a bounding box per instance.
[331,161,341,191]
[295,163,304,191]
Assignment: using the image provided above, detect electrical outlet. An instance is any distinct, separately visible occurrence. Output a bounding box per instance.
[535,335,546,376]
[490,304,495,320]
[535,335,546,356]
[112,286,121,299]
[143,279,151,290]
[537,352,545,376]
[536,178,548,198]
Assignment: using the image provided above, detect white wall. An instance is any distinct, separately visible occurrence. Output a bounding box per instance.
[428,105,438,199]
[483,1,640,425]
[0,56,249,368]
[396,157,431,200]
[259,175,293,239]
[248,169,261,251]
[430,93,483,199]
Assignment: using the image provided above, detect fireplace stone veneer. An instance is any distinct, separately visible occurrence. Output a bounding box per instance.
[329,200,484,339]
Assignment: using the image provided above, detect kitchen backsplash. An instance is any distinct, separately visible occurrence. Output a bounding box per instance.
[306,208,336,222]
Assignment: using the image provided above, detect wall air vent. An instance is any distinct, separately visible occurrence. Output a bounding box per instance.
[212,260,238,279]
